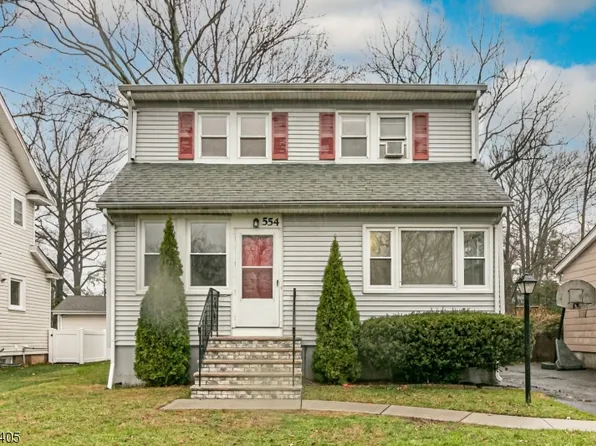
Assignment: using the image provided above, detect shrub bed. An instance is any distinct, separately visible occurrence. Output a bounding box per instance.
[359,311,525,383]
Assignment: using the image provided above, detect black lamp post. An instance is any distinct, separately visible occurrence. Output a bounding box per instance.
[516,273,537,404]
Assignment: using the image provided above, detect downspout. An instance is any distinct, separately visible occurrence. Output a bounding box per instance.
[103,209,116,389]
[126,91,136,161]
[493,210,505,314]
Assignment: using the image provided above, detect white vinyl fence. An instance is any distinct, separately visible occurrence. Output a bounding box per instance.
[49,328,107,364]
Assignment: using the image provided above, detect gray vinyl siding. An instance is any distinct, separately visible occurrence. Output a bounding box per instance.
[282,214,498,344]
[428,110,472,162]
[133,108,472,163]
[113,216,231,346]
[0,125,51,355]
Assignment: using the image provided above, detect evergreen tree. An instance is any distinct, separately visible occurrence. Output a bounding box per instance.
[312,237,361,383]
[134,217,190,386]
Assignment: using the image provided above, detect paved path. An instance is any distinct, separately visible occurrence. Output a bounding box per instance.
[500,363,596,415]
[162,399,596,432]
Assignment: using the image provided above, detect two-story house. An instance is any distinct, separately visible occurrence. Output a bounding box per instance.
[0,93,59,365]
[98,84,511,397]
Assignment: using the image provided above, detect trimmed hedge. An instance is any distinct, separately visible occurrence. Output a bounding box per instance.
[359,311,525,383]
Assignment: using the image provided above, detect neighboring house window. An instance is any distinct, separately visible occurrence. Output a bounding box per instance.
[190,223,227,287]
[199,114,228,157]
[340,114,368,157]
[463,230,486,286]
[379,116,407,158]
[366,229,393,288]
[239,114,267,158]
[8,277,25,311]
[143,222,165,287]
[11,192,24,227]
[401,230,454,286]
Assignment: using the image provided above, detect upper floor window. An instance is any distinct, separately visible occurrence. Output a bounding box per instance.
[199,115,228,157]
[11,192,24,227]
[379,116,407,158]
[142,222,165,287]
[339,114,368,158]
[239,114,267,158]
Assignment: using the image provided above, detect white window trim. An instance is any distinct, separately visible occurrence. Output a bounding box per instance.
[363,226,397,293]
[185,218,232,295]
[362,224,493,294]
[337,112,370,160]
[197,113,230,160]
[136,217,167,294]
[11,191,25,228]
[237,112,271,162]
[376,112,412,163]
[7,275,26,311]
[460,228,492,290]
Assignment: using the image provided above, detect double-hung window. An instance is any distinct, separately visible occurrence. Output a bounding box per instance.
[367,230,394,288]
[379,116,407,158]
[463,230,487,286]
[11,192,24,227]
[340,114,368,157]
[239,114,267,158]
[199,115,228,157]
[142,222,165,288]
[189,223,227,287]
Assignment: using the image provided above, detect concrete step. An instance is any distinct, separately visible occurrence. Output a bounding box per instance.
[190,384,302,400]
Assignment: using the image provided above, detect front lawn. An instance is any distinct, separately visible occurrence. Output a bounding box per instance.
[2,362,596,445]
[303,382,596,421]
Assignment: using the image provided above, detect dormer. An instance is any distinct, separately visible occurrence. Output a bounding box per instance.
[121,84,485,164]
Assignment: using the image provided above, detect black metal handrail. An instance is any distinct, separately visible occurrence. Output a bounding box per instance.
[197,287,220,387]
[292,287,297,386]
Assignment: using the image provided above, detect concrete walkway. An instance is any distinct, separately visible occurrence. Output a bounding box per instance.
[162,399,596,432]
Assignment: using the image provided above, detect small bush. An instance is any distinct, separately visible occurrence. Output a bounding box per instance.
[134,217,191,386]
[359,311,525,383]
[312,237,361,384]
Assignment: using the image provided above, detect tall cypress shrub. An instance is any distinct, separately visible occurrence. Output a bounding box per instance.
[312,237,361,383]
[134,217,190,386]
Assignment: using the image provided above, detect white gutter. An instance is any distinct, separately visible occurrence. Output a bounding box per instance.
[104,209,116,389]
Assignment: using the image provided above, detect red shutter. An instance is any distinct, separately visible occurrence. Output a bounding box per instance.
[272,112,289,160]
[178,112,194,160]
[319,112,335,160]
[412,112,429,161]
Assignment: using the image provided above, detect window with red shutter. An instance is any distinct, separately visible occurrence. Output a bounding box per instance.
[412,112,429,161]
[178,112,195,160]
[319,112,335,160]
[272,112,288,160]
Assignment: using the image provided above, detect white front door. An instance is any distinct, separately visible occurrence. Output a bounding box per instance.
[234,228,281,329]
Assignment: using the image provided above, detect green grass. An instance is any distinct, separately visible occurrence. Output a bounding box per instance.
[304,382,596,420]
[1,362,596,445]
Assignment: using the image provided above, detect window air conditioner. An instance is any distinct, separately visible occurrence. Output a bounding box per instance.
[383,140,405,158]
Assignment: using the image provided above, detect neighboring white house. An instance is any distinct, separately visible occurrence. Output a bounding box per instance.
[53,295,107,331]
[0,93,59,365]
[98,84,511,392]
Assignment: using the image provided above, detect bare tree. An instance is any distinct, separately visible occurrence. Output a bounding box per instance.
[19,92,124,305]
[365,9,568,178]
[578,105,596,239]
[15,0,356,110]
[0,0,20,57]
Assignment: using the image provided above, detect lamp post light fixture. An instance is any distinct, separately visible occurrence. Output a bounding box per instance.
[516,273,537,404]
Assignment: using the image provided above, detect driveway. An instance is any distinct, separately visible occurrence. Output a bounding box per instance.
[500,363,596,415]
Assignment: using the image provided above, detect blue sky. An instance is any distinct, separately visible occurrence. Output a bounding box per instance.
[1,0,596,139]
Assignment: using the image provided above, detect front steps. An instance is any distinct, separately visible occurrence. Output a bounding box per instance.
[191,336,302,399]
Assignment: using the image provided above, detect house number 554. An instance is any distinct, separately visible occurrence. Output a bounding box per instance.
[262,217,279,226]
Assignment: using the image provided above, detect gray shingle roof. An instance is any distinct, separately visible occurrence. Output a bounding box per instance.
[52,296,106,314]
[98,162,511,209]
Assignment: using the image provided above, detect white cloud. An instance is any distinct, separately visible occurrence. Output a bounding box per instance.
[305,0,424,54]
[489,0,596,22]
